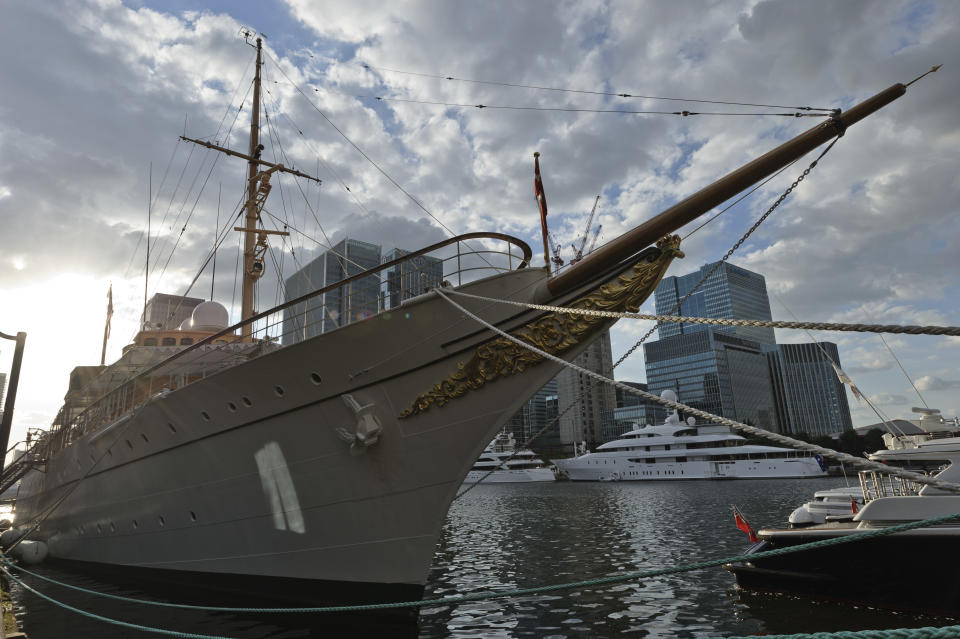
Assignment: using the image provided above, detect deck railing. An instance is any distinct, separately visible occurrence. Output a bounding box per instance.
[41,233,532,458]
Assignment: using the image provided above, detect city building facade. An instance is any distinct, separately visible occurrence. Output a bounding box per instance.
[382,249,444,309]
[283,238,382,344]
[654,261,775,345]
[557,330,617,451]
[766,342,854,437]
[142,293,205,331]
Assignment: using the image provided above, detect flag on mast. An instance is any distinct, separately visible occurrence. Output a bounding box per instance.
[106,283,114,339]
[534,152,550,268]
[732,505,759,542]
[101,283,114,367]
[831,362,863,402]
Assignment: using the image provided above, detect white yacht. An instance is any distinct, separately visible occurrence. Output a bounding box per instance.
[463,431,555,484]
[728,432,960,614]
[555,390,826,482]
[787,407,959,527]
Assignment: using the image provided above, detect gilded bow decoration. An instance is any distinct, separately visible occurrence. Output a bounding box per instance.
[399,235,684,419]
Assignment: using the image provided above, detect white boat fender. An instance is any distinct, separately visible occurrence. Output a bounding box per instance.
[788,506,814,527]
[0,528,26,548]
[12,540,48,564]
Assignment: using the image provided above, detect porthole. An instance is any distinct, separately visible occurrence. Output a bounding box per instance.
[167,423,177,434]
[125,440,133,450]
[274,385,285,397]
[96,524,102,534]
[227,402,237,412]
[241,396,252,407]
[107,449,113,457]
[189,511,197,522]
[158,516,165,527]
[201,411,211,422]
[132,519,139,529]
[141,433,149,444]
[110,522,116,533]
[310,372,322,385]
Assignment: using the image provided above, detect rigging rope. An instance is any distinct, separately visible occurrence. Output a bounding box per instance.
[434,288,960,495]
[355,94,829,118]
[442,291,960,337]
[359,62,836,112]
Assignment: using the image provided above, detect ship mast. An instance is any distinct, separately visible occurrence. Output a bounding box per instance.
[240,35,264,341]
[180,30,321,341]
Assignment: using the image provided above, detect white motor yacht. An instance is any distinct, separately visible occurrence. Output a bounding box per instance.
[555,390,826,482]
[462,431,555,484]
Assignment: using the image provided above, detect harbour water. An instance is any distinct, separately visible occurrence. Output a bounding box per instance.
[6,478,952,637]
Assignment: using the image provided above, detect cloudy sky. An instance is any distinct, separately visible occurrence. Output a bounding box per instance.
[1,0,957,443]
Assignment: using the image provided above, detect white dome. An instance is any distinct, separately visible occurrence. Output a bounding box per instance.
[190,301,229,331]
[660,389,678,403]
[179,317,193,331]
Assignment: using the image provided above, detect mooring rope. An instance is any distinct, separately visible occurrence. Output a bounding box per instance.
[445,289,960,337]
[434,289,960,494]
[720,626,960,639]
[0,563,234,638]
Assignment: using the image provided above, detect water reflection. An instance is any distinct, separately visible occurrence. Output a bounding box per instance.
[6,478,954,638]
[422,478,951,638]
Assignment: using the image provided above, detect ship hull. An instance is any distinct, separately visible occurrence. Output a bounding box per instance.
[14,242,678,603]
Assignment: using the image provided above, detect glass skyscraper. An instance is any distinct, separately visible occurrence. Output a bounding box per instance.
[655,261,775,345]
[382,248,444,309]
[766,342,853,437]
[644,260,853,435]
[282,238,382,345]
[644,329,778,429]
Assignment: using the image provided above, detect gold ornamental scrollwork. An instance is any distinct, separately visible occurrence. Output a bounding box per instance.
[399,235,684,419]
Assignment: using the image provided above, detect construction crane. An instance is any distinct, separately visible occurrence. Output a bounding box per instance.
[548,230,564,270]
[587,224,602,255]
[569,195,600,265]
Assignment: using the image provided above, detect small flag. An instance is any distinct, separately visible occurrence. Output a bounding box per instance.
[850,498,859,514]
[534,152,548,222]
[106,284,114,339]
[831,362,863,402]
[733,506,759,542]
[814,454,826,471]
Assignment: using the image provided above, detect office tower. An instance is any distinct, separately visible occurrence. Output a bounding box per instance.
[654,261,775,345]
[382,248,444,309]
[644,329,778,429]
[283,238,382,344]
[142,293,205,331]
[557,330,617,451]
[767,342,854,437]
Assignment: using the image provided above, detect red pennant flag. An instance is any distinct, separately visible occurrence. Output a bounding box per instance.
[733,506,759,542]
[534,152,548,224]
[850,498,859,514]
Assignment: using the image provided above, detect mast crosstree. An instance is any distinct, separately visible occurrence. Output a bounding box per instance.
[180,32,322,341]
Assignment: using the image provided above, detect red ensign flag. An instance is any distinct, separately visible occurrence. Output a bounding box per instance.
[733,506,759,542]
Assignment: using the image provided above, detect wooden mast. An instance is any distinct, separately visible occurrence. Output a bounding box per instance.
[180,31,320,341]
[240,36,264,342]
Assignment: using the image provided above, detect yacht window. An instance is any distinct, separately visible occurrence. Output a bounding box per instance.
[180,337,194,345]
[143,338,158,346]
[162,337,177,346]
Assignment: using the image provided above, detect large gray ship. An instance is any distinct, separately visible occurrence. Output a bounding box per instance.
[7,35,915,609]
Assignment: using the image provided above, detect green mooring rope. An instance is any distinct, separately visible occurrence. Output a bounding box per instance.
[5,510,960,615]
[0,564,234,639]
[720,627,960,639]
